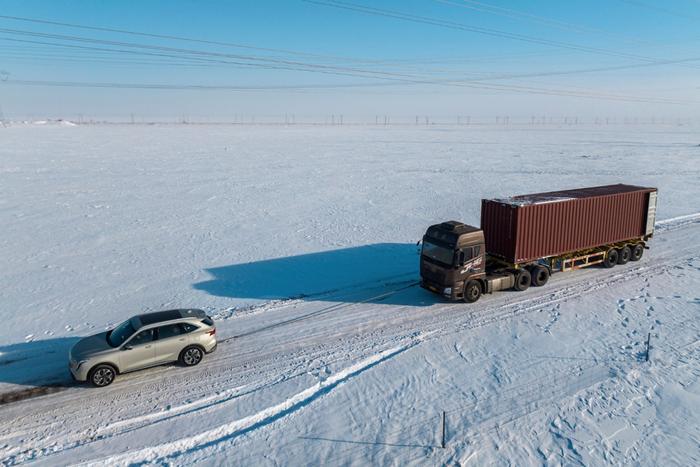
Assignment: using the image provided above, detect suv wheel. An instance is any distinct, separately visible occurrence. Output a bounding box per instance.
[89,364,116,387]
[180,346,204,366]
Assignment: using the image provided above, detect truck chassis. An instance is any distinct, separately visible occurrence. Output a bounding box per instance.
[428,238,647,303]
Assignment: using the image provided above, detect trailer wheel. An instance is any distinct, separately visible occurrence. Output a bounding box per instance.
[530,266,550,287]
[630,243,644,261]
[463,281,482,303]
[513,269,531,291]
[617,246,631,265]
[603,249,618,268]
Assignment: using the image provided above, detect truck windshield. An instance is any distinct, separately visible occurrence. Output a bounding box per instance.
[108,319,137,347]
[422,240,455,266]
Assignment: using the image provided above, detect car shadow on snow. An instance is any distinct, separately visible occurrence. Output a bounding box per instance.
[193,243,438,307]
[0,337,82,405]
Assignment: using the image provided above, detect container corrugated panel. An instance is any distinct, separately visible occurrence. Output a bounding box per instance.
[481,184,657,264]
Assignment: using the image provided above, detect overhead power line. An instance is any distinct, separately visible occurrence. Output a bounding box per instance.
[0,28,434,81]
[0,32,688,104]
[6,32,699,84]
[2,78,687,105]
[0,14,378,65]
[0,14,690,104]
[0,29,689,102]
[304,0,697,67]
[433,0,654,46]
[614,0,700,20]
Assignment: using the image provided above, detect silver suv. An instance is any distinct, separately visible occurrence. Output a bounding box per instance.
[69,309,217,387]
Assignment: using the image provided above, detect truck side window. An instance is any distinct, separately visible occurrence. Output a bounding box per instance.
[474,246,481,256]
[460,247,473,264]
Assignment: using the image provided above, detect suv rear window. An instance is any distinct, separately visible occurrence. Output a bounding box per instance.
[201,317,214,326]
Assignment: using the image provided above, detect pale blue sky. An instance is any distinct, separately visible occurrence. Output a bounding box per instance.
[0,0,698,120]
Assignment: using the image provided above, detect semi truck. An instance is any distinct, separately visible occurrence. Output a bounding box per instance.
[420,184,658,303]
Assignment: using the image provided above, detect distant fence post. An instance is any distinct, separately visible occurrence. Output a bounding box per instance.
[646,333,652,362]
[440,410,446,448]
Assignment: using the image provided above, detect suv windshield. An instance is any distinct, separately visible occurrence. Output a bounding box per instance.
[108,319,137,347]
[422,240,455,266]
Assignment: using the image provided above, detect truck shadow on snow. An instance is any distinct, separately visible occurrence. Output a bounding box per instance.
[193,243,437,306]
[0,337,82,405]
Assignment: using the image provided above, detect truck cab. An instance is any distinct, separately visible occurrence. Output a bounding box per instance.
[420,221,486,301]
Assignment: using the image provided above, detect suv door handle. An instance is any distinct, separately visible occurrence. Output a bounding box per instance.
[178,338,185,341]
[145,345,152,348]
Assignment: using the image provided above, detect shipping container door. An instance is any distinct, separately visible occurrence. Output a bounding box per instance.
[645,191,657,235]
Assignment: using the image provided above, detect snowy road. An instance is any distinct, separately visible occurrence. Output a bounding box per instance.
[1,213,698,465]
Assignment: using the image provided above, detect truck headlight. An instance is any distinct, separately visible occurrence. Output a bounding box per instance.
[443,287,452,296]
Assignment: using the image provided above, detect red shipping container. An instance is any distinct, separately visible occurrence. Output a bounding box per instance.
[481,184,657,264]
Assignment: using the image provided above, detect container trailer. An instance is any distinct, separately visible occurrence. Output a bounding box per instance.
[420,184,657,303]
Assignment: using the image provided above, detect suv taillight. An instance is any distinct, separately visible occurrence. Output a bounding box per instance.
[207,328,216,336]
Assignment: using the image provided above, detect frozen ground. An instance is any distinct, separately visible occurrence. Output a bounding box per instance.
[0,123,698,465]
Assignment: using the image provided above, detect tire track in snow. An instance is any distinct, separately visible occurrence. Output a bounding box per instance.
[1,339,408,465]
[215,212,700,341]
[78,251,684,466]
[212,272,418,323]
[654,212,700,232]
[223,280,420,341]
[85,337,426,466]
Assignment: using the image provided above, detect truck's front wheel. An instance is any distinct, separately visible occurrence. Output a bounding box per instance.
[463,281,482,303]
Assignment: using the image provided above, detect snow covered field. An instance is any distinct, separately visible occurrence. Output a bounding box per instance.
[0,123,698,465]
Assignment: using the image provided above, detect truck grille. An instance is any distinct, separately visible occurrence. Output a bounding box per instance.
[421,265,445,284]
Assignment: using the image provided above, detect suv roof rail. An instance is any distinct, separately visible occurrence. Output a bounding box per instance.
[136,309,207,326]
